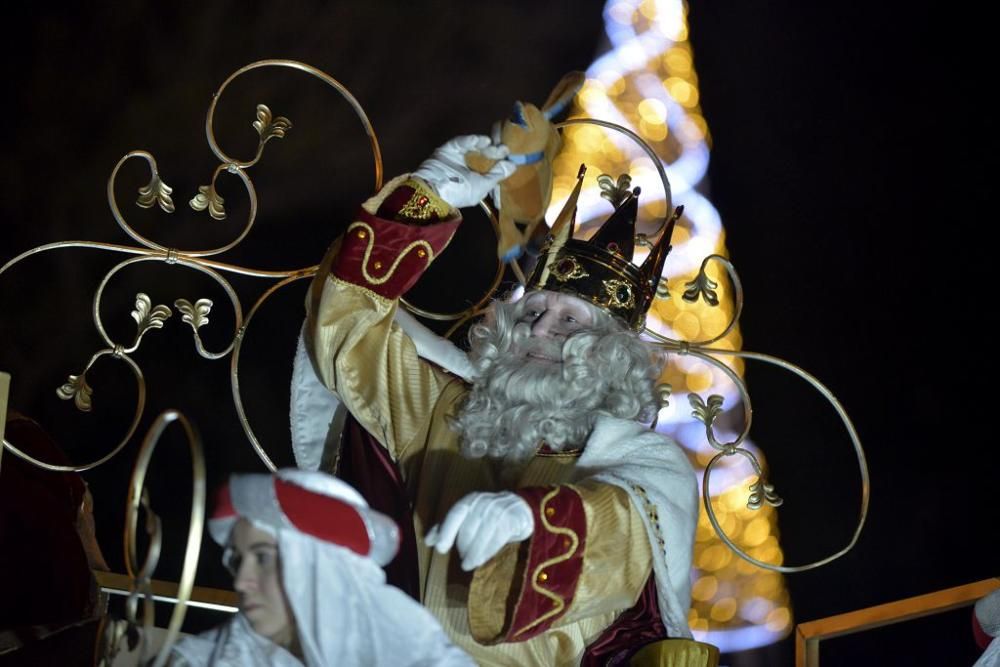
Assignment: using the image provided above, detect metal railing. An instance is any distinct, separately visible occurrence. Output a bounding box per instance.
[795,577,1000,667]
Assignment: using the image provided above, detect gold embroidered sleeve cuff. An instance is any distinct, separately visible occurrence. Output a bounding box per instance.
[502,485,587,642]
[330,179,460,299]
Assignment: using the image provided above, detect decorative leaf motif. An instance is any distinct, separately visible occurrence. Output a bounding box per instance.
[747,478,784,510]
[597,173,633,207]
[655,383,672,409]
[131,293,172,340]
[57,373,94,412]
[189,184,226,220]
[252,104,293,144]
[683,268,719,306]
[175,298,213,331]
[688,393,724,426]
[656,277,671,299]
[136,174,175,213]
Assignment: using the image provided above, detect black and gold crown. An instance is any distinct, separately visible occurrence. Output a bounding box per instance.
[525,166,682,330]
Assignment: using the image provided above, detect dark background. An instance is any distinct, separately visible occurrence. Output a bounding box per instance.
[0,2,992,665]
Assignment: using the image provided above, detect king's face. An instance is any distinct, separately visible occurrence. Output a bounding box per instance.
[516,290,596,346]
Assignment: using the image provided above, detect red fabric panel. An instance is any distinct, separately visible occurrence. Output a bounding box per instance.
[974,610,994,650]
[0,414,96,627]
[211,483,236,520]
[273,478,371,556]
[330,206,459,299]
[336,414,421,600]
[581,574,667,665]
[506,485,587,642]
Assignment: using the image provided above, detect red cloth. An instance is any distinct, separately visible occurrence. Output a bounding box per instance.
[506,485,587,641]
[974,610,994,650]
[330,205,460,300]
[581,575,666,666]
[335,414,421,601]
[0,414,96,628]
[212,478,374,556]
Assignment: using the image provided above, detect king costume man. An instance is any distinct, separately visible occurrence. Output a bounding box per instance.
[303,135,699,665]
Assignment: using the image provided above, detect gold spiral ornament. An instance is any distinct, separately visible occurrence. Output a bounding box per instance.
[123,409,206,667]
[1,59,384,473]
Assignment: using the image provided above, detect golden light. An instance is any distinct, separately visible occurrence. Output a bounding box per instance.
[742,517,771,547]
[665,76,700,107]
[639,119,668,141]
[710,597,739,622]
[556,0,790,652]
[692,575,719,601]
[638,97,668,124]
[765,607,792,633]
[664,46,693,75]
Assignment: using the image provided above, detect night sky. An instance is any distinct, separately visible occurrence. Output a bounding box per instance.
[0,3,992,665]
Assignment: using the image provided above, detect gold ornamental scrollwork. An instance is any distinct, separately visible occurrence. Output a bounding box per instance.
[546,119,868,574]
[136,172,175,213]
[1,63,871,578]
[116,409,206,667]
[641,251,868,573]
[2,59,383,472]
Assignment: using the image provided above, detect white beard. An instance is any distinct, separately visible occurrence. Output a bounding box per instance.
[450,296,660,463]
[454,332,615,462]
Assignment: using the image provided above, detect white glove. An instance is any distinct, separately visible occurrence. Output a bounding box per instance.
[412,135,517,209]
[424,491,534,571]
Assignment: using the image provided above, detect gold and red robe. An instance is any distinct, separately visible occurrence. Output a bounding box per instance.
[306,176,698,665]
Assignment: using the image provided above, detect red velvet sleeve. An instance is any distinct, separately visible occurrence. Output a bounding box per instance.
[330,179,461,299]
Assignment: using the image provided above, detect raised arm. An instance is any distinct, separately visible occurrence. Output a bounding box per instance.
[305,137,515,459]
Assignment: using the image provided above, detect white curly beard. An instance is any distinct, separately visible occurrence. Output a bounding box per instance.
[451,298,659,463]
[462,342,598,461]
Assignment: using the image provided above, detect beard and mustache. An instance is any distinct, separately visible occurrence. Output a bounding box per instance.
[450,297,660,462]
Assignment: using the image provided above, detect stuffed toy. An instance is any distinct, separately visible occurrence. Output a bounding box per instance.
[465,71,585,261]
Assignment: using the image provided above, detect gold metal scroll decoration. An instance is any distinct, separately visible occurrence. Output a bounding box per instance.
[97,409,206,667]
[0,60,383,473]
[549,119,869,574]
[399,201,508,323]
[402,117,677,330]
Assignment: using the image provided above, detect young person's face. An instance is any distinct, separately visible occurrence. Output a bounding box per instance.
[226,519,294,645]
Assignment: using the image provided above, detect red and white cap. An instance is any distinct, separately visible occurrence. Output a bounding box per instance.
[208,469,400,567]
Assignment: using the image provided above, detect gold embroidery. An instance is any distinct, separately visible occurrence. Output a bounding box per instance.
[632,484,666,551]
[398,193,434,220]
[345,221,435,286]
[397,178,452,220]
[327,275,395,306]
[511,488,581,638]
[534,449,582,458]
